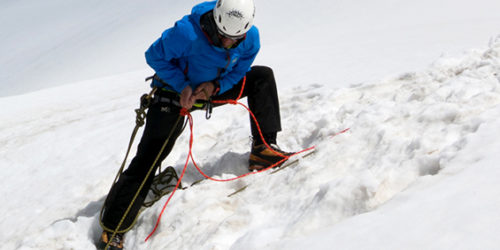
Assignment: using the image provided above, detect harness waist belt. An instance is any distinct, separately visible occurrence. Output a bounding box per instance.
[153,95,181,107]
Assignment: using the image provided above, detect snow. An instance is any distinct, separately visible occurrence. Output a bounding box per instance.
[1,0,500,250]
[271,106,500,250]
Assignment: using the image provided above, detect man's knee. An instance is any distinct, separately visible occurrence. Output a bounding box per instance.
[250,65,274,79]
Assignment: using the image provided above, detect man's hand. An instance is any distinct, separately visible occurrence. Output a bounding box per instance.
[193,82,215,101]
[180,82,215,109]
[180,85,195,109]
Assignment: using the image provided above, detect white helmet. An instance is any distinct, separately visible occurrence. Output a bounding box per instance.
[213,0,255,38]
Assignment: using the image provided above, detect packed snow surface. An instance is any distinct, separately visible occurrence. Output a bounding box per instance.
[1,0,500,250]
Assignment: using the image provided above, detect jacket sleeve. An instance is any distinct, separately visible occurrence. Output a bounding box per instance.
[145,22,191,93]
[217,28,260,94]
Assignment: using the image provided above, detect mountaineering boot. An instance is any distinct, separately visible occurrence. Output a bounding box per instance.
[249,142,294,171]
[97,231,124,250]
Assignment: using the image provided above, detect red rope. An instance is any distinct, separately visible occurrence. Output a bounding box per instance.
[144,110,193,242]
[211,77,287,158]
[145,78,350,241]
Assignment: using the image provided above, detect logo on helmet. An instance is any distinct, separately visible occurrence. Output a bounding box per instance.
[227,9,244,19]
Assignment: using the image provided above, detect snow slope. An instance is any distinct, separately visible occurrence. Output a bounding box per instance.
[1,38,499,249]
[2,0,500,96]
[1,0,500,249]
[0,0,199,97]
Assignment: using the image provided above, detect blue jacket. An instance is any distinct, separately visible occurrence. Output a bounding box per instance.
[145,1,260,94]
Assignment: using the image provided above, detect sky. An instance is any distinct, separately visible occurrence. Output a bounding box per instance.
[1,0,500,249]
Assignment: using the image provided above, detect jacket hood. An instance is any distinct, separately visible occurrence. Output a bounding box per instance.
[190,1,217,30]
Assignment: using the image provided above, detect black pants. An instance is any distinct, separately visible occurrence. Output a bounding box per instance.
[101,65,282,231]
